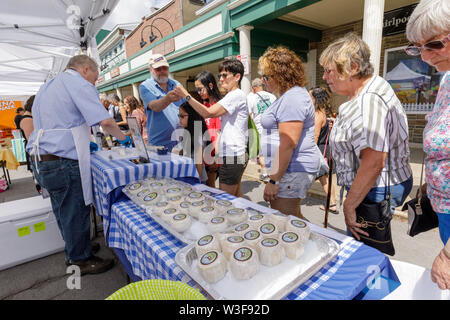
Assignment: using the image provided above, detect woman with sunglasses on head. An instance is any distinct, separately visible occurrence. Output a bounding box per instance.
[406,0,450,290]
[258,46,321,219]
[174,59,249,197]
[320,33,413,248]
[194,71,222,187]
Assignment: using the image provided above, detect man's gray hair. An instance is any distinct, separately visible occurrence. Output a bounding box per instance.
[107,93,120,103]
[66,55,98,71]
[251,78,263,88]
[406,0,450,44]
[99,93,108,101]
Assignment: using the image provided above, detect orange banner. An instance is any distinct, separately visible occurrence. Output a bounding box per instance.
[0,100,23,138]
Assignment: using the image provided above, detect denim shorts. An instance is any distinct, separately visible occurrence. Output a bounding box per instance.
[278,171,315,199]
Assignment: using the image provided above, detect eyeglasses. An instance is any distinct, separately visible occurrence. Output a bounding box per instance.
[178,114,188,119]
[217,72,231,80]
[195,87,205,93]
[405,34,450,56]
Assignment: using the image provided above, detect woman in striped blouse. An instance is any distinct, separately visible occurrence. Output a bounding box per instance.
[319,33,413,241]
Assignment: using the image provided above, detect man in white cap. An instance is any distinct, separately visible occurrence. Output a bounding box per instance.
[139,54,184,150]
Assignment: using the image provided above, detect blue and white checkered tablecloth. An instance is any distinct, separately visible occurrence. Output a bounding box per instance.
[91,151,199,240]
[109,198,367,300]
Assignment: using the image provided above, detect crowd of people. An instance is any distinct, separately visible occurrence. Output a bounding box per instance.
[17,0,448,289]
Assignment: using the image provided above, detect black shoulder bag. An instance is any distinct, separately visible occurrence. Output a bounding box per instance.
[354,107,395,256]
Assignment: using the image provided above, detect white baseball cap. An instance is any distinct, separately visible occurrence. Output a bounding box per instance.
[149,54,169,69]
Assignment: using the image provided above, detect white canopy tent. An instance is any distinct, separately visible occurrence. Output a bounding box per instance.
[386,61,431,83]
[0,0,120,98]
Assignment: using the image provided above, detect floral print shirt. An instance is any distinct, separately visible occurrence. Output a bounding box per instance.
[424,72,450,214]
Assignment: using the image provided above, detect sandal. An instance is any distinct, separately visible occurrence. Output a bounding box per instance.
[319,203,338,214]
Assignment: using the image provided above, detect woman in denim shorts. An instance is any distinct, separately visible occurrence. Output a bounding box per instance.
[259,46,320,218]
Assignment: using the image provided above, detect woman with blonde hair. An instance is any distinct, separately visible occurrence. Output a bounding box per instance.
[320,33,412,253]
[406,0,450,290]
[259,46,320,218]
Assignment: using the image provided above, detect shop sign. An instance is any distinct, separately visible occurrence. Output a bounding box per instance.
[237,54,250,75]
[110,67,120,78]
[383,4,417,37]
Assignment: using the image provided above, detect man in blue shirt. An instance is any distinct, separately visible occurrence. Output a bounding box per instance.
[139,54,184,150]
[27,55,131,275]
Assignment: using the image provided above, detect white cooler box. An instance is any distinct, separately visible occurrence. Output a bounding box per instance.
[0,196,65,271]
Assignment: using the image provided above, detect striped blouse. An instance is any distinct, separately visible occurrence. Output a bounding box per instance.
[330,75,412,188]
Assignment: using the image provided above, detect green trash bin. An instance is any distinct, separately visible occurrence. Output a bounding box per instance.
[106,279,206,300]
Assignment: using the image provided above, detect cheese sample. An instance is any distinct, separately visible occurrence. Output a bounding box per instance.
[248,213,268,230]
[279,231,304,260]
[148,181,164,191]
[226,208,248,225]
[207,216,229,234]
[198,206,216,223]
[171,213,192,233]
[243,230,261,249]
[164,186,183,198]
[185,191,205,203]
[233,222,251,236]
[257,238,285,267]
[195,234,221,257]
[161,208,178,223]
[189,200,206,218]
[215,200,233,215]
[125,182,144,194]
[229,247,259,280]
[268,211,288,232]
[167,195,184,207]
[197,251,227,284]
[152,201,170,216]
[221,235,245,260]
[259,223,278,239]
[285,219,311,244]
[177,201,191,215]
[139,192,159,207]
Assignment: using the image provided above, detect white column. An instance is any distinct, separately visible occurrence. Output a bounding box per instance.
[132,83,141,102]
[362,0,385,76]
[236,25,254,95]
[306,49,317,89]
[115,87,123,101]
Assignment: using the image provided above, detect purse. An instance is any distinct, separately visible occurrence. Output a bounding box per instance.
[402,152,438,237]
[353,105,395,256]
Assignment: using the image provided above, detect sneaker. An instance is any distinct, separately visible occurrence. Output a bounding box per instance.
[65,242,101,266]
[68,255,115,276]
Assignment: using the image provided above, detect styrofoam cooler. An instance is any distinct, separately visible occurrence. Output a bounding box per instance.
[0,196,65,271]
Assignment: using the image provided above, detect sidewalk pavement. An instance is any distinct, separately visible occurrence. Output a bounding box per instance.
[243,146,425,221]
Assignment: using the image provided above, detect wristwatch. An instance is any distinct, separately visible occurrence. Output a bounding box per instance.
[185,95,191,102]
[269,179,279,185]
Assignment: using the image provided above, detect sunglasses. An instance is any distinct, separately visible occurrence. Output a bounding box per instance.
[217,72,231,80]
[195,87,205,93]
[262,74,270,82]
[405,34,450,56]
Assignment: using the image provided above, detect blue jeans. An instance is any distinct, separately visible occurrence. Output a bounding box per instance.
[436,213,450,245]
[32,158,92,263]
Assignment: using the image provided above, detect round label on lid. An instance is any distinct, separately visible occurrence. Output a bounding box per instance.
[282,232,299,243]
[235,223,249,232]
[250,214,264,221]
[173,213,187,221]
[137,189,151,198]
[143,193,158,202]
[260,223,276,234]
[261,238,278,247]
[210,217,225,224]
[191,200,205,207]
[200,251,218,265]
[163,208,177,215]
[166,187,182,194]
[201,206,214,213]
[150,182,163,188]
[216,200,232,207]
[179,201,190,208]
[128,183,142,190]
[244,230,260,240]
[197,235,213,246]
[272,211,285,217]
[233,247,253,262]
[169,195,182,202]
[188,192,203,199]
[227,236,244,243]
[290,220,307,228]
[227,208,245,215]
[156,201,168,207]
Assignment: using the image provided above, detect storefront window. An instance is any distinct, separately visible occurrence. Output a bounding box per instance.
[384,46,444,107]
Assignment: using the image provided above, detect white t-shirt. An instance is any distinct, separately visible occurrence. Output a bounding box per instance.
[247,90,276,131]
[217,88,249,157]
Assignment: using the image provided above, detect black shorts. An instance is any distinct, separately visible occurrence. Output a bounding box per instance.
[218,153,249,185]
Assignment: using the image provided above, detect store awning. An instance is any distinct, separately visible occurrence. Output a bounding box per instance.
[0,0,120,97]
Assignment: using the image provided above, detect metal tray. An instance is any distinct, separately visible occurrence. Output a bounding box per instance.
[175,232,340,300]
